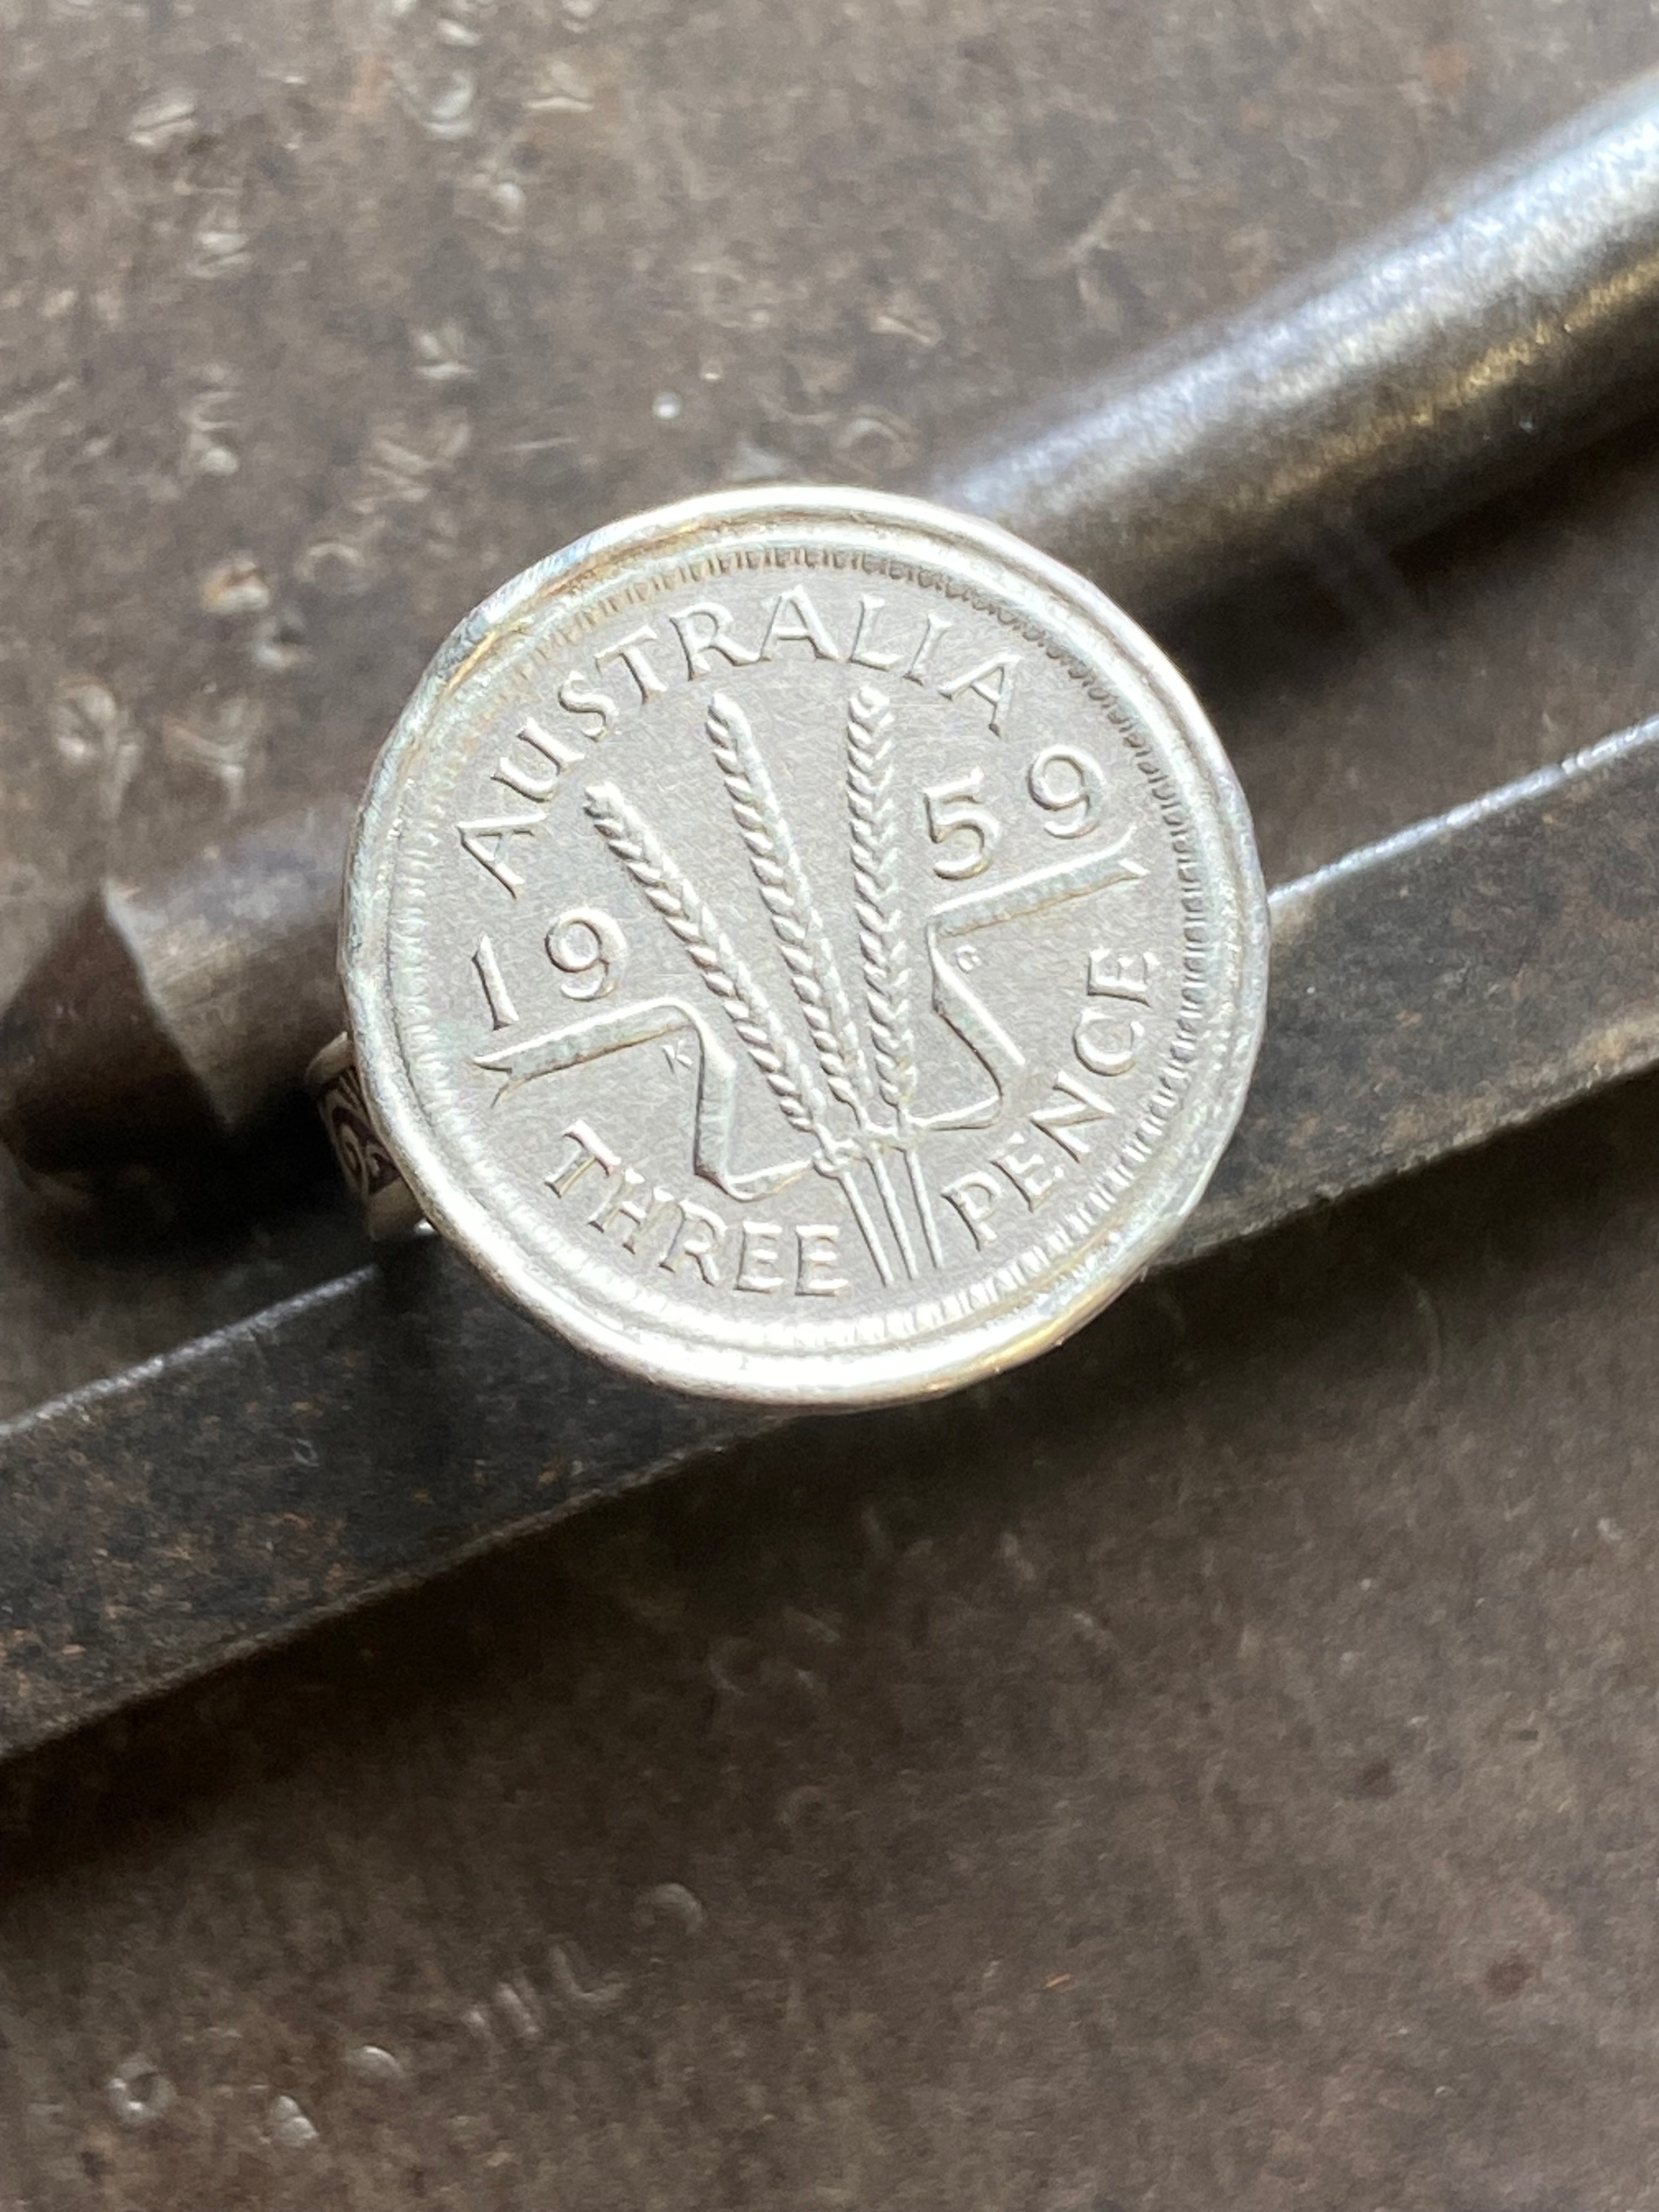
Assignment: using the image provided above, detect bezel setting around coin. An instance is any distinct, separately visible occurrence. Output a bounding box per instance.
[342,487,1268,1407]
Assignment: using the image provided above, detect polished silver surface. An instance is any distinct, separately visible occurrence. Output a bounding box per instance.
[342,488,1267,1405]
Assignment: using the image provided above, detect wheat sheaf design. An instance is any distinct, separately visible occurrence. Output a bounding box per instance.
[580,674,1140,1285]
[702,692,870,1118]
[582,781,824,1144]
[584,760,905,1286]
[583,681,949,1286]
[484,650,1150,1290]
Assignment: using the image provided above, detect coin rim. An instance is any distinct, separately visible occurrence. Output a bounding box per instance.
[343,485,1269,1407]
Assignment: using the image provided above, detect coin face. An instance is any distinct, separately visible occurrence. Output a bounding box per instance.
[345,488,1267,1406]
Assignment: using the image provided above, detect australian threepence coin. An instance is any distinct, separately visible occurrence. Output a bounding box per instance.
[331,487,1269,1406]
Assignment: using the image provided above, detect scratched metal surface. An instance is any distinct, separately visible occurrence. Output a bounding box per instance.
[7,1086,1659,2209]
[8,719,1659,1767]
[5,0,1659,2205]
[4,0,1659,1412]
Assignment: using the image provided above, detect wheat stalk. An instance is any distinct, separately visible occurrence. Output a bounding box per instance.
[704,690,872,1119]
[845,684,917,1115]
[846,683,941,1269]
[584,781,825,1141]
[586,776,899,1285]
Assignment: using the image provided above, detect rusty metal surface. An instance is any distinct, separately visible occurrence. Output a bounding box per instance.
[4,715,1658,1760]
[6,1,1659,2207]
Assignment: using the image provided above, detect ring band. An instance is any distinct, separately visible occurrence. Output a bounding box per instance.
[307,1034,426,1242]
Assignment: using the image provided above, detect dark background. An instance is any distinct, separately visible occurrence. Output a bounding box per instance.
[4,2,1659,2204]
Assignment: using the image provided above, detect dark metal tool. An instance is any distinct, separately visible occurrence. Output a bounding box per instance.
[933,70,1659,605]
[4,715,1656,1759]
[7,75,1659,1181]
[0,798,353,1173]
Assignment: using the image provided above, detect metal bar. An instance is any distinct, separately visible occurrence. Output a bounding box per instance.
[1172,720,1659,1263]
[930,73,1659,611]
[4,719,1659,1759]
[13,84,1659,1181]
